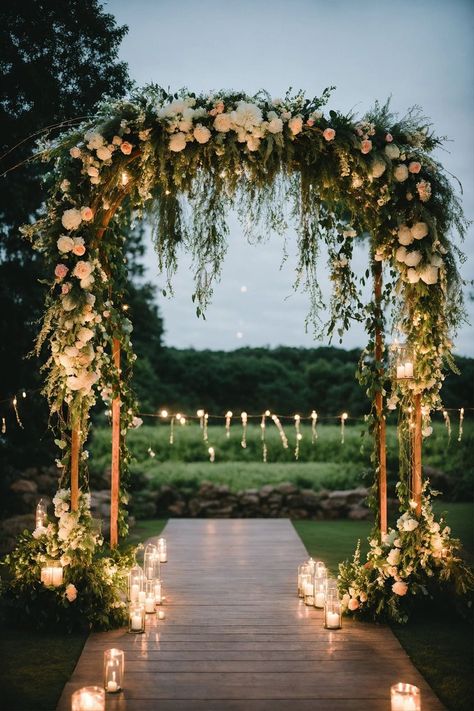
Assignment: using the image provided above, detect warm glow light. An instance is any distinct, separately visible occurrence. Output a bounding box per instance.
[196,409,205,418]
[160,409,168,418]
[121,171,129,186]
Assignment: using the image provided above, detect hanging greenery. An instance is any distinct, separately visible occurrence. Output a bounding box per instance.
[8,84,469,626]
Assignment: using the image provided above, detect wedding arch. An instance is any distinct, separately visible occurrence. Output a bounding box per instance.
[10,85,470,627]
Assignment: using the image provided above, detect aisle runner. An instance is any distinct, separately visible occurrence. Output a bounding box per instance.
[57,519,445,710]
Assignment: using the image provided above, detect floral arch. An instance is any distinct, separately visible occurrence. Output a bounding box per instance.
[10,85,471,627]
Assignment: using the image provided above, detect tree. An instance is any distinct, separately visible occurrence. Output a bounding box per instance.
[0,0,132,475]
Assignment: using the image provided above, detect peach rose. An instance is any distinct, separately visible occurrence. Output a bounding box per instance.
[360,139,372,154]
[73,244,86,256]
[55,264,69,280]
[61,283,71,294]
[323,127,336,141]
[120,141,133,155]
[392,581,408,596]
[70,146,81,158]
[215,102,225,114]
[306,118,315,126]
[65,583,77,602]
[72,261,93,280]
[409,161,421,174]
[81,206,93,221]
[348,598,359,611]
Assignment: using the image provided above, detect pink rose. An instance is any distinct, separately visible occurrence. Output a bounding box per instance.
[81,206,93,221]
[61,283,71,294]
[409,161,421,174]
[392,581,408,596]
[73,244,86,256]
[323,127,336,142]
[121,141,133,155]
[361,139,372,154]
[306,118,315,126]
[55,264,69,280]
[348,598,359,611]
[385,133,393,142]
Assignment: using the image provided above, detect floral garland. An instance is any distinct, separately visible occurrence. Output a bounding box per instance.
[11,86,468,624]
[338,487,474,623]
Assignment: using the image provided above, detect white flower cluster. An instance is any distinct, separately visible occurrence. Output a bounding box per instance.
[393,222,443,285]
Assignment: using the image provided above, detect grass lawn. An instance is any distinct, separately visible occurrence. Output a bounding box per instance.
[294,501,474,711]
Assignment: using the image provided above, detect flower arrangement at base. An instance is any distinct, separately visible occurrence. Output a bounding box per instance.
[338,487,474,624]
[1,490,133,632]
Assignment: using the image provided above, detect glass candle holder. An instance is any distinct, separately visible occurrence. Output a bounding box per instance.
[35,498,47,529]
[145,580,156,614]
[154,579,163,605]
[324,597,342,629]
[103,648,124,693]
[144,543,160,580]
[128,564,144,603]
[128,603,145,634]
[157,537,167,563]
[71,686,105,711]
[325,578,339,600]
[391,342,415,380]
[313,568,328,608]
[297,563,309,597]
[40,560,63,587]
[303,575,314,606]
[391,683,421,711]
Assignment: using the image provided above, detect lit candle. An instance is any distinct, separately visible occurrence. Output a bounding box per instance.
[396,364,406,379]
[145,596,155,614]
[51,567,63,586]
[326,611,340,629]
[130,583,139,602]
[138,590,146,604]
[315,592,325,608]
[154,581,162,604]
[391,683,421,711]
[158,610,165,620]
[131,613,142,631]
[404,361,414,378]
[71,686,105,711]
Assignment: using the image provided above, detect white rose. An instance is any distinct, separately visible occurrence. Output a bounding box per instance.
[77,326,94,343]
[214,113,232,133]
[398,226,414,246]
[411,222,429,240]
[385,144,400,160]
[96,146,112,161]
[403,518,419,532]
[72,261,93,280]
[169,132,187,152]
[232,101,263,131]
[67,370,98,393]
[420,265,438,285]
[84,130,104,150]
[288,116,303,136]
[394,164,409,182]
[267,117,283,134]
[406,268,420,284]
[57,235,75,253]
[371,159,386,178]
[404,251,422,267]
[387,548,401,566]
[61,208,82,231]
[392,581,408,596]
[193,124,211,144]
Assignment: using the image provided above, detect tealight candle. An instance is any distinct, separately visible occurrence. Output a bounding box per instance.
[71,686,105,711]
[404,361,414,378]
[158,610,165,620]
[391,683,421,711]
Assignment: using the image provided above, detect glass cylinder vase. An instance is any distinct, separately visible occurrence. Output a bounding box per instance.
[313,567,328,609]
[40,560,63,587]
[103,648,124,693]
[145,580,156,614]
[157,537,167,563]
[128,603,145,634]
[324,597,342,629]
[154,579,163,605]
[390,683,421,711]
[128,564,144,603]
[35,498,47,529]
[297,563,310,597]
[144,543,160,580]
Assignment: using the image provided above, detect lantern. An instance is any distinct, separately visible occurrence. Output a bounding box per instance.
[35,498,47,530]
[128,602,145,634]
[297,563,309,597]
[144,543,160,580]
[145,580,156,614]
[40,560,63,587]
[324,596,342,629]
[391,683,421,711]
[391,342,415,380]
[157,537,167,563]
[154,579,163,605]
[103,648,124,693]
[313,566,328,608]
[71,686,105,711]
[127,564,144,603]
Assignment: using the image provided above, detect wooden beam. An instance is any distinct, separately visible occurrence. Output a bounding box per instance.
[70,426,80,512]
[373,260,387,535]
[412,393,422,516]
[110,338,121,548]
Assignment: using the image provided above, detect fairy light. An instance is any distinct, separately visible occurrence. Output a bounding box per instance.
[12,396,24,429]
[160,409,168,418]
[442,409,451,442]
[1,417,6,434]
[197,409,205,428]
[148,447,156,458]
[458,407,464,442]
[294,414,302,460]
[241,411,248,449]
[22,390,26,398]
[169,416,175,445]
[121,171,129,186]
[261,411,270,463]
[203,413,209,443]
[179,416,186,426]
[311,410,318,444]
[165,189,171,196]
[225,410,233,438]
[340,412,348,444]
[271,414,288,449]
[208,446,215,463]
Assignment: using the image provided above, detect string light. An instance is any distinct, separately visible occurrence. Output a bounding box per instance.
[311,410,318,444]
[12,396,24,429]
[294,414,302,460]
[1,417,5,434]
[340,412,348,444]
[241,411,248,449]
[22,390,26,398]
[271,414,288,449]
[147,447,155,458]
[458,407,464,442]
[225,410,233,438]
[169,416,175,445]
[203,413,209,443]
[208,446,215,463]
[179,415,186,426]
[261,410,270,463]
[197,409,205,428]
[442,409,451,442]
[160,409,168,418]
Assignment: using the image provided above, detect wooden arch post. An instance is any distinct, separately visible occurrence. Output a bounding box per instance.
[110,339,121,548]
[373,259,387,536]
[70,420,80,512]
[412,393,422,516]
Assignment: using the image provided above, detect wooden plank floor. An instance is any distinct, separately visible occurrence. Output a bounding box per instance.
[57,519,445,710]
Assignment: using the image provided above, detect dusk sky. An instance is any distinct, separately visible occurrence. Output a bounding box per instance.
[108,0,473,355]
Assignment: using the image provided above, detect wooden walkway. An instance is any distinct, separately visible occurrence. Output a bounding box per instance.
[57,519,445,710]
